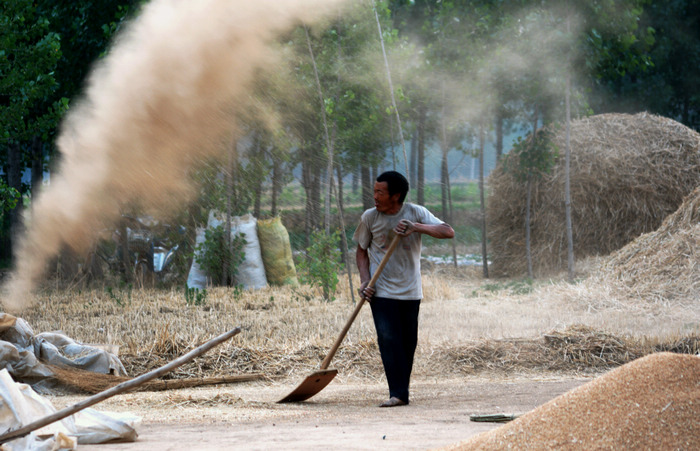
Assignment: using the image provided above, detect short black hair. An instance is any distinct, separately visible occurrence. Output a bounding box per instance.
[376,171,409,203]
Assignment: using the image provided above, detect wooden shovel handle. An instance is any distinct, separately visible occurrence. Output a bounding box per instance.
[320,234,401,370]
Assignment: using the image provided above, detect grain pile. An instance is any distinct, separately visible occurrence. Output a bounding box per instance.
[595,186,700,304]
[487,112,700,277]
[445,352,700,450]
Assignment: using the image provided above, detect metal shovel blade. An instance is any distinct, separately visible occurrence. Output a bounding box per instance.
[278,368,338,403]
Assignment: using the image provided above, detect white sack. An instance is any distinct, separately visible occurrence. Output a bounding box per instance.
[0,369,140,450]
[71,409,140,444]
[207,211,268,290]
[186,226,208,290]
[0,319,125,383]
[230,214,267,289]
[34,333,126,377]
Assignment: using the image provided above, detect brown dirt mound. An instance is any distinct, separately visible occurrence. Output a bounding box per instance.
[487,112,700,277]
[597,186,700,304]
[445,352,700,450]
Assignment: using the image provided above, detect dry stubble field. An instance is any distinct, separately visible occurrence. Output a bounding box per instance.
[12,257,700,449]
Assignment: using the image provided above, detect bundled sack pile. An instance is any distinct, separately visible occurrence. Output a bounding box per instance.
[0,313,125,390]
[445,352,699,450]
[487,113,700,277]
[187,212,298,290]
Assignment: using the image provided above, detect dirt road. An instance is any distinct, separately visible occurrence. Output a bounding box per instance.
[65,376,588,450]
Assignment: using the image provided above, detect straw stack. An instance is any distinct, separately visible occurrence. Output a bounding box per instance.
[487,113,700,277]
[597,186,700,304]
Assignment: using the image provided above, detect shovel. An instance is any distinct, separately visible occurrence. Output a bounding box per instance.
[278,234,401,403]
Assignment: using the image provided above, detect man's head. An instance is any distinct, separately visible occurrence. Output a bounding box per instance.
[376,171,409,203]
[373,171,409,215]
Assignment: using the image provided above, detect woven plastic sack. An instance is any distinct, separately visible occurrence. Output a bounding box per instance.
[230,214,267,289]
[186,227,208,289]
[206,211,268,290]
[256,217,298,286]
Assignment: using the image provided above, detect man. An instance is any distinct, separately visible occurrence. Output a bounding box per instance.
[353,171,454,407]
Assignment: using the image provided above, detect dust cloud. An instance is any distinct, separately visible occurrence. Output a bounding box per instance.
[2,0,347,312]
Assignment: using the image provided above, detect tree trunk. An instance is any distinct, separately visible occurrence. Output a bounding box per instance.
[446,167,457,267]
[565,18,575,282]
[336,164,344,220]
[390,118,397,170]
[0,215,11,261]
[417,105,426,206]
[271,154,280,217]
[330,171,355,304]
[495,109,504,162]
[304,26,334,234]
[526,107,538,279]
[301,142,323,245]
[361,164,372,211]
[526,175,533,279]
[302,159,312,248]
[352,166,359,195]
[439,90,449,221]
[440,148,449,221]
[118,219,130,282]
[410,129,418,188]
[478,123,489,278]
[310,164,322,232]
[31,136,43,199]
[8,142,23,257]
[374,5,409,178]
[335,164,346,263]
[253,179,262,220]
[223,138,235,286]
[301,155,321,248]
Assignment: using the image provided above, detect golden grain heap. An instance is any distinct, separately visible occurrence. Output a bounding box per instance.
[487,112,700,277]
[446,352,700,450]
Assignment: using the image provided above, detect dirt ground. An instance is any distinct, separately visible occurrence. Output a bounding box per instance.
[53,375,590,450]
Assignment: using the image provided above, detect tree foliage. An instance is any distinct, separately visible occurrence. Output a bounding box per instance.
[296,230,342,301]
[2,0,699,280]
[1,0,64,147]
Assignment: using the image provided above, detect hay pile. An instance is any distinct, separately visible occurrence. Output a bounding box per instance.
[446,352,700,450]
[596,186,700,304]
[440,324,699,375]
[487,113,700,277]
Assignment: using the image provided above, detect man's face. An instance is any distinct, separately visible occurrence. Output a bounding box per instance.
[374,181,401,214]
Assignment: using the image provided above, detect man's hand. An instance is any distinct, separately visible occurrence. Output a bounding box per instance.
[394,219,415,237]
[394,220,455,239]
[359,281,375,302]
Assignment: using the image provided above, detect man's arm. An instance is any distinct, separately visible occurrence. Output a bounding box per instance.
[395,220,455,239]
[356,245,374,300]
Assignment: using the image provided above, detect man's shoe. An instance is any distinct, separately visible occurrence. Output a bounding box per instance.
[379,397,407,407]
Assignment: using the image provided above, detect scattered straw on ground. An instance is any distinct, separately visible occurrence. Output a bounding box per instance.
[8,264,698,394]
[444,352,700,450]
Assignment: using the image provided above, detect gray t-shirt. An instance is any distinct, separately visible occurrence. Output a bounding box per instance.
[353,203,443,300]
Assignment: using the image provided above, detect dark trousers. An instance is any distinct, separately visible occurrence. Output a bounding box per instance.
[370,297,421,403]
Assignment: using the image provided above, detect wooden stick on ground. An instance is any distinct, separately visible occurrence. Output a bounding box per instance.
[47,365,266,394]
[0,327,242,445]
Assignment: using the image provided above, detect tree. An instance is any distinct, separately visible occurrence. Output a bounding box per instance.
[1,0,140,262]
[1,0,64,259]
[632,1,700,129]
[503,126,558,278]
